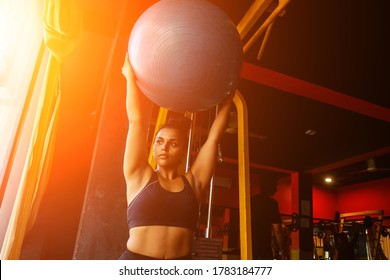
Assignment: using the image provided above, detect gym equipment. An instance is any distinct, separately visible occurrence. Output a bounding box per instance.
[128,0,243,112]
[381,227,388,237]
[317,220,325,231]
[313,226,336,260]
[238,0,292,58]
[312,213,388,260]
[337,210,384,260]
[290,212,299,232]
[192,237,223,260]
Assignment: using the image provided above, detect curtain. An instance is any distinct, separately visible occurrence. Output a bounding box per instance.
[0,0,82,259]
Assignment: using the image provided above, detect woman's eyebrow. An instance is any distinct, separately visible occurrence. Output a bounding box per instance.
[155,136,180,142]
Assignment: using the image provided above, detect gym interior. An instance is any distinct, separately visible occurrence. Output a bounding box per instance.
[1,0,389,260]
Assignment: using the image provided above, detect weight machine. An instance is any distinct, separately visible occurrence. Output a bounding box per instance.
[313,210,386,260]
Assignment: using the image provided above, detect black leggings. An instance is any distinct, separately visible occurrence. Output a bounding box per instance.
[118,250,192,260]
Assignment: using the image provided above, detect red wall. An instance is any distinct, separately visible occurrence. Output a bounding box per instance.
[336,177,390,216]
[312,186,337,220]
[203,169,390,226]
[272,176,390,223]
[273,177,390,223]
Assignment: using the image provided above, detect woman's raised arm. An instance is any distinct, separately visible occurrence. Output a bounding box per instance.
[122,54,154,185]
[189,92,234,195]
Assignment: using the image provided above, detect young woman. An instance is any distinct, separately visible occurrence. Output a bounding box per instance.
[119,54,233,260]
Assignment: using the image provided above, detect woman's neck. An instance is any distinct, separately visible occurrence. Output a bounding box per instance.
[155,167,178,180]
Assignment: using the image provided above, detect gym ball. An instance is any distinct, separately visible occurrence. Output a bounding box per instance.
[128,0,243,112]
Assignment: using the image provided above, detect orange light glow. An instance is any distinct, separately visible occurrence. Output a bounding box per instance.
[0,0,43,183]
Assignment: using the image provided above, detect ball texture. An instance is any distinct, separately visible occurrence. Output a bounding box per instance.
[128,0,243,112]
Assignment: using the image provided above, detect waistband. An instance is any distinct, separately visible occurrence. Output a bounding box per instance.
[118,250,192,260]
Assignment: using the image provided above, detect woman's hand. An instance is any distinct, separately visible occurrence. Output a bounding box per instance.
[122,53,136,82]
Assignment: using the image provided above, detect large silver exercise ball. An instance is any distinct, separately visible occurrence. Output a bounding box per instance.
[128,0,243,112]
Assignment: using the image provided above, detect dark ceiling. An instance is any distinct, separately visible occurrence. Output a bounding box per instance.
[215,0,390,187]
[61,0,390,189]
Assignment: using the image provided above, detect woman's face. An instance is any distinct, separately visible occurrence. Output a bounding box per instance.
[153,127,186,168]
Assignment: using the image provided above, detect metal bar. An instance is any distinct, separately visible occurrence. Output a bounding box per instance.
[233,90,252,260]
[221,156,296,174]
[257,21,274,60]
[240,62,390,123]
[185,113,195,172]
[205,174,214,238]
[243,0,292,53]
[205,107,218,238]
[237,0,273,40]
[340,210,384,218]
[365,229,372,260]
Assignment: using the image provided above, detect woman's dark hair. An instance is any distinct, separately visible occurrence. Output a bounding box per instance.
[155,114,191,143]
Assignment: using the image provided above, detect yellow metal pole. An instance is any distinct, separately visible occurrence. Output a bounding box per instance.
[243,0,291,54]
[233,91,252,260]
[257,21,275,61]
[237,0,273,40]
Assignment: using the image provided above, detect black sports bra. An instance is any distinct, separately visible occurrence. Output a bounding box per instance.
[127,173,199,230]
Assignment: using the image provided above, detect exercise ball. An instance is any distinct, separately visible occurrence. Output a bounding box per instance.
[128,0,243,112]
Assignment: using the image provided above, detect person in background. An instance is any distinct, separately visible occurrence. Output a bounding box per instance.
[251,180,286,260]
[119,54,233,260]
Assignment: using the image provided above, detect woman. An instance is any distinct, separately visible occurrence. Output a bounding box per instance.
[119,54,233,260]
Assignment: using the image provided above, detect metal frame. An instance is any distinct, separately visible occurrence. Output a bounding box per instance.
[339,209,384,260]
